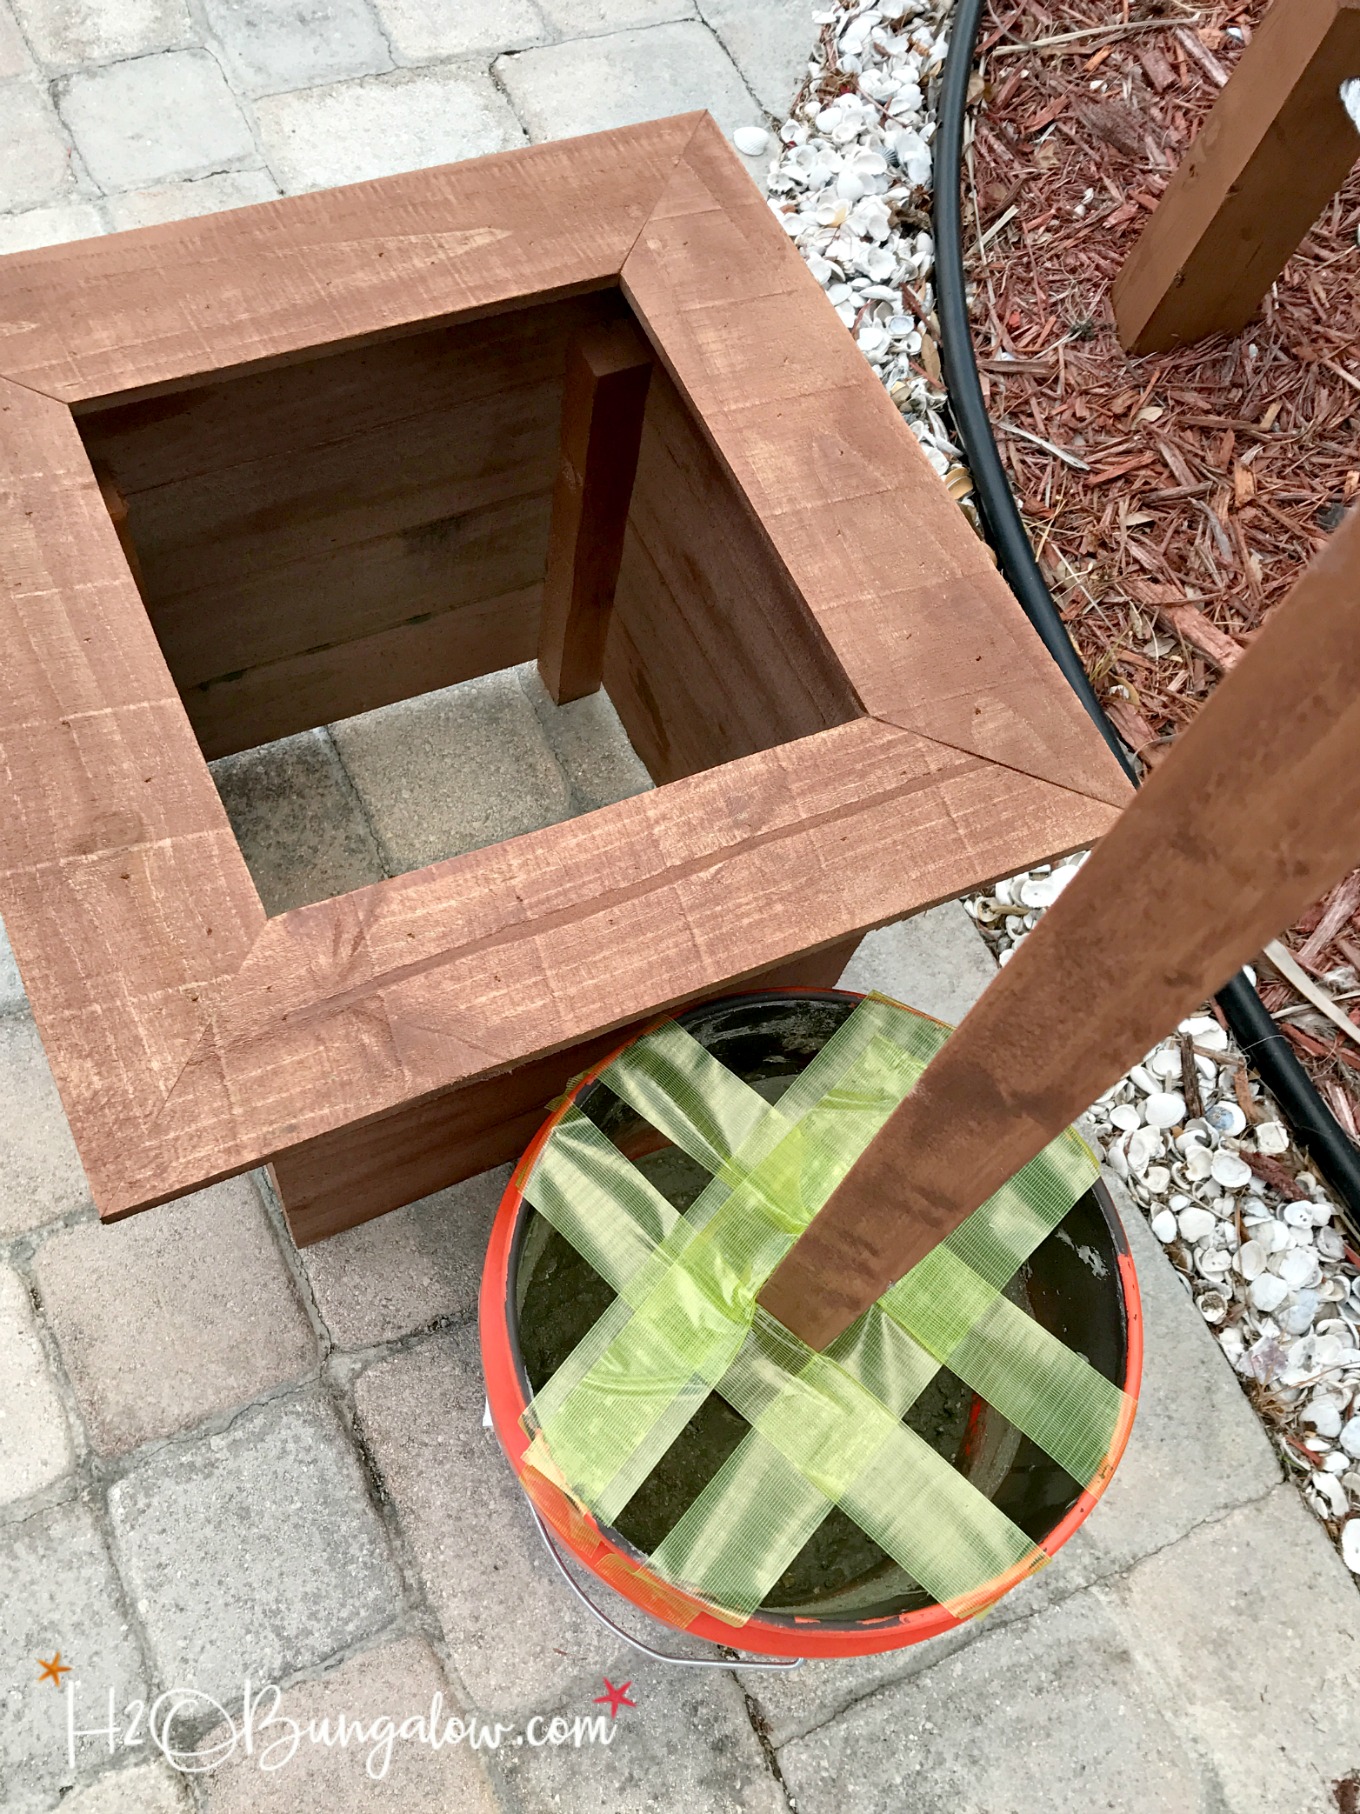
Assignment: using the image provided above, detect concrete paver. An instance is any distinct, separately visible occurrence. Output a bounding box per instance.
[57,51,256,189]
[331,668,573,874]
[302,1164,510,1351]
[202,0,391,96]
[353,1322,619,1711]
[0,1260,72,1505]
[103,167,278,228]
[107,1391,404,1708]
[372,0,549,61]
[11,0,192,68]
[0,77,76,211]
[0,1013,91,1238]
[497,22,764,147]
[34,1177,315,1454]
[776,1587,1217,1814]
[499,1660,788,1814]
[211,729,386,917]
[252,64,526,194]
[199,1636,501,1811]
[0,1501,148,1811]
[0,196,101,249]
[1102,1485,1360,1814]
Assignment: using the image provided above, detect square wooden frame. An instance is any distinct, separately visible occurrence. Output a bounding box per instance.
[0,113,1127,1243]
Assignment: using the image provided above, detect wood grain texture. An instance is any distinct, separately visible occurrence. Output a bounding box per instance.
[0,376,263,1179]
[761,501,1360,1351]
[271,937,861,1244]
[1113,0,1360,353]
[619,115,1132,810]
[106,716,1115,1214]
[604,361,861,782]
[0,117,1129,1231]
[539,317,653,704]
[0,116,702,404]
[80,295,615,753]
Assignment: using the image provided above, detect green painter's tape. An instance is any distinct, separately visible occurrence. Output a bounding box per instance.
[519,994,1124,1624]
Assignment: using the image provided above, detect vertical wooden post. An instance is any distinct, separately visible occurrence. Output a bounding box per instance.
[537,317,653,705]
[1112,0,1360,355]
[92,463,148,595]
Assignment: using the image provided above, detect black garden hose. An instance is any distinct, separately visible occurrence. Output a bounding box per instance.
[934,0,1360,1235]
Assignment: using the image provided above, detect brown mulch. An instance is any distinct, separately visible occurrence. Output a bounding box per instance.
[963,0,1360,1143]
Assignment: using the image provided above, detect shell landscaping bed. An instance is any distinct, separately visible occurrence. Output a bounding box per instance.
[751,0,1360,1578]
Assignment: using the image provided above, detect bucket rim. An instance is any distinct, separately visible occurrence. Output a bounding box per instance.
[478,985,1143,1659]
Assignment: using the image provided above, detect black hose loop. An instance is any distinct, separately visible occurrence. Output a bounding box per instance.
[933,0,1360,1231]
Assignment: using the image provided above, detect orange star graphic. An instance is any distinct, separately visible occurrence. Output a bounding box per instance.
[593,1676,635,1717]
[37,1653,71,1688]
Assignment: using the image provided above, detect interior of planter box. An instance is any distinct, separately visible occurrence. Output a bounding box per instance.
[76,289,860,792]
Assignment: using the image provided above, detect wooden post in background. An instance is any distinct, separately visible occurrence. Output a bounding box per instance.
[538,317,653,704]
[1113,0,1360,355]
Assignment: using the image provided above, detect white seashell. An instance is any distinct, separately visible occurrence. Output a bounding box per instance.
[1317,1226,1347,1261]
[1283,1201,1316,1228]
[1205,1102,1246,1137]
[734,125,771,156]
[1343,1520,1360,1574]
[1180,1015,1228,1050]
[1249,1273,1290,1315]
[1182,1117,1214,1143]
[1127,1128,1162,1174]
[1184,1145,1215,1183]
[1340,1416,1360,1459]
[1143,1165,1172,1197]
[1276,1246,1322,1291]
[1254,1120,1290,1156]
[1310,1471,1349,1517]
[1149,1046,1182,1079]
[1263,1220,1292,1254]
[1104,1134,1129,1177]
[1197,1289,1228,1325]
[1150,1207,1178,1243]
[1240,1196,1270,1221]
[1198,1249,1232,1276]
[1322,1451,1350,1474]
[1144,1092,1185,1129]
[1178,1205,1216,1244]
[1017,874,1060,909]
[1109,1103,1142,1133]
[1210,1151,1253,1190]
[1129,1065,1158,1095]
[1280,1291,1320,1336]
[1304,1398,1345,1438]
[1236,1240,1267,1280]
[1311,1200,1335,1227]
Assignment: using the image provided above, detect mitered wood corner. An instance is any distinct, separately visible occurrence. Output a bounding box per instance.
[0,115,1128,1245]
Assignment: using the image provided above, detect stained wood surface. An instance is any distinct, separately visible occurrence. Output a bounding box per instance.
[605,361,861,782]
[0,376,263,1175]
[0,117,702,404]
[0,116,1129,1226]
[539,317,654,704]
[1113,0,1360,353]
[112,717,1114,1214]
[620,115,1131,811]
[272,937,861,1245]
[80,295,614,756]
[760,500,1360,1352]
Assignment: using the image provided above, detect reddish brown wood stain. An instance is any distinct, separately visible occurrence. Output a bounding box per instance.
[0,115,1126,1244]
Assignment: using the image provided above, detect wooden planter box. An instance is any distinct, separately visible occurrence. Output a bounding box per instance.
[0,114,1127,1245]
